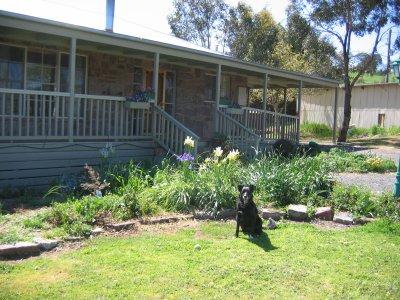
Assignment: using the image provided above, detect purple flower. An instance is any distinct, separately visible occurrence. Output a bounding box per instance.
[176,152,195,162]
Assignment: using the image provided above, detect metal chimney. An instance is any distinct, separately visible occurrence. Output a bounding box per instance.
[105,0,115,32]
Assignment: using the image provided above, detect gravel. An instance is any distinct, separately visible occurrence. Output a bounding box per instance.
[334,172,396,193]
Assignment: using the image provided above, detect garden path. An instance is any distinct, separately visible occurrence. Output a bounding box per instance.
[333,172,396,193]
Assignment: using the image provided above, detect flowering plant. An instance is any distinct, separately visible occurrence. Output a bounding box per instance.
[176,152,195,162]
[126,88,155,102]
[184,136,195,149]
[213,146,223,158]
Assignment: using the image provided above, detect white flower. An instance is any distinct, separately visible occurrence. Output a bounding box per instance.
[213,146,223,158]
[227,149,240,161]
[184,136,195,148]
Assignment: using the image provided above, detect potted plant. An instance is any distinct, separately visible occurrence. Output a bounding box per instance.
[124,88,155,109]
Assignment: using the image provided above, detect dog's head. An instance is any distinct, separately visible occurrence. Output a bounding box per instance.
[238,185,254,205]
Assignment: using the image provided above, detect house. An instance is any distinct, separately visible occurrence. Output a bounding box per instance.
[301,83,400,129]
[0,5,339,189]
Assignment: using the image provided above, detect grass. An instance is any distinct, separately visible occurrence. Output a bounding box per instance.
[0,221,399,299]
[350,71,398,84]
[300,122,400,141]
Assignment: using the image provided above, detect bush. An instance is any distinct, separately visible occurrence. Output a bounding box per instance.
[272,139,296,158]
[331,184,400,220]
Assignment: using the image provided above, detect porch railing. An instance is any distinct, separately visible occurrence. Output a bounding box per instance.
[152,105,200,156]
[0,88,151,142]
[221,106,299,143]
[217,109,260,155]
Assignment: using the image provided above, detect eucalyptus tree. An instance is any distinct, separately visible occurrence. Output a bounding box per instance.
[167,0,228,49]
[293,0,400,142]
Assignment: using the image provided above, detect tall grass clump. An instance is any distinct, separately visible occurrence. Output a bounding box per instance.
[300,122,333,139]
[316,148,396,173]
[248,154,333,206]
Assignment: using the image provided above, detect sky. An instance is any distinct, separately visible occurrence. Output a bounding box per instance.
[0,0,397,63]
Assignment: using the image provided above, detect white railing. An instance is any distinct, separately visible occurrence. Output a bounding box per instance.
[0,88,151,142]
[221,106,299,143]
[217,110,260,155]
[73,94,151,140]
[152,105,200,156]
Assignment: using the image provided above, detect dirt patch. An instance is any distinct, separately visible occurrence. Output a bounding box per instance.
[311,219,354,230]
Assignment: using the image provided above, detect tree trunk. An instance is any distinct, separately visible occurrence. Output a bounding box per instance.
[338,81,352,142]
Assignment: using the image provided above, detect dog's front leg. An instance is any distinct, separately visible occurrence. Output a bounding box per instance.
[235,211,241,237]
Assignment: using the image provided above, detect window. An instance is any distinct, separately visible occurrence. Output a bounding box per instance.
[0,44,24,89]
[133,67,143,92]
[60,53,87,94]
[26,49,57,91]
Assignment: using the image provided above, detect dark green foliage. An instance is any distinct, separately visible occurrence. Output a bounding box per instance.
[272,139,296,158]
[249,155,332,206]
[331,184,400,221]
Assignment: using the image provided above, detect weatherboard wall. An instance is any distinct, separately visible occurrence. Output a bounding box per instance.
[301,83,400,128]
[0,140,156,190]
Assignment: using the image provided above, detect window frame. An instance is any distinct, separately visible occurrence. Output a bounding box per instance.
[0,43,88,94]
[0,42,27,90]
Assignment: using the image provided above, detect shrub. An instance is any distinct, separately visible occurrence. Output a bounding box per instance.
[331,184,400,220]
[272,139,296,158]
[331,185,375,217]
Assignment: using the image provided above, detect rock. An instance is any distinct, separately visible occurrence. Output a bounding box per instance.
[267,218,277,230]
[333,212,354,225]
[194,244,201,251]
[216,209,236,220]
[315,207,334,221]
[64,236,85,242]
[32,238,59,251]
[354,216,375,225]
[287,204,308,221]
[194,210,236,220]
[90,227,105,235]
[262,208,285,221]
[0,242,40,259]
[106,221,137,231]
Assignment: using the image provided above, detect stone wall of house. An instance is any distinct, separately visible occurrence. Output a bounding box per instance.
[0,37,248,141]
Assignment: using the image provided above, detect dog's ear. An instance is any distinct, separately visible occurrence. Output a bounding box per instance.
[249,184,255,192]
[237,185,243,192]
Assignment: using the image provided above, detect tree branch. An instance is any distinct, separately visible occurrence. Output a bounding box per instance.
[350,27,382,87]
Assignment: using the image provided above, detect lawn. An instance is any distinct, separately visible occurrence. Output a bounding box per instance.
[1,221,400,299]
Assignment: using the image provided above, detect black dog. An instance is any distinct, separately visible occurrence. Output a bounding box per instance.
[235,185,263,238]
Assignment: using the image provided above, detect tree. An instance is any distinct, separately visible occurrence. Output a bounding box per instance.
[293,0,400,142]
[167,0,228,49]
[286,6,340,78]
[352,53,383,75]
[226,3,280,64]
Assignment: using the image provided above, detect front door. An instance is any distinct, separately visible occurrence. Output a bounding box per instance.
[145,71,175,115]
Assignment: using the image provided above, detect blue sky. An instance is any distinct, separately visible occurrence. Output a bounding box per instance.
[0,0,397,63]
